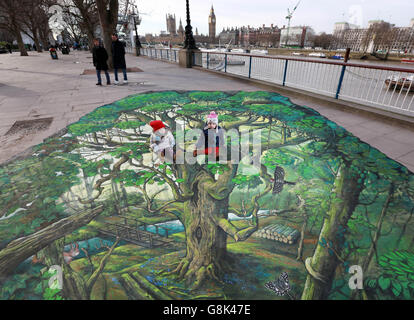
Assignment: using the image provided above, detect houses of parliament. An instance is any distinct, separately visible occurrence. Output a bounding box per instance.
[143,5,217,45]
[143,5,281,48]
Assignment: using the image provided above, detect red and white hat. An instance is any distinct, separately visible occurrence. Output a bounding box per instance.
[149,120,165,132]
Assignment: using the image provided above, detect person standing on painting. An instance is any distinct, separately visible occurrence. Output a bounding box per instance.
[111,33,128,85]
[92,38,111,86]
[149,120,176,166]
[193,111,226,161]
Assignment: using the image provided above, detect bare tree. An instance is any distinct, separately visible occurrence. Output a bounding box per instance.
[58,0,99,52]
[96,0,119,69]
[313,33,334,50]
[37,6,55,49]
[0,0,29,55]
[362,22,393,53]
[61,4,83,44]
[21,0,54,52]
[0,28,14,43]
[330,31,345,50]
[73,0,100,51]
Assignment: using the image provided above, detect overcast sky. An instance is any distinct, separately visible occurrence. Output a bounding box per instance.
[137,0,414,36]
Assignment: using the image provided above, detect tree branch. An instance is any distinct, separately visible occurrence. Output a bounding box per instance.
[86,237,120,294]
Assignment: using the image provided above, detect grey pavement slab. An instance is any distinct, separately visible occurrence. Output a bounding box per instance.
[0,50,414,170]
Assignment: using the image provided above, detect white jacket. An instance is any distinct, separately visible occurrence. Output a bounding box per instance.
[150,130,175,164]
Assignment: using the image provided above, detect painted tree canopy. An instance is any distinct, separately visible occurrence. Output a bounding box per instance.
[0,91,413,300]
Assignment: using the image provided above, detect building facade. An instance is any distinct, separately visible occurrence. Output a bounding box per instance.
[177,19,185,40]
[218,24,281,47]
[246,24,280,47]
[279,26,315,48]
[332,26,366,51]
[389,27,414,53]
[332,19,414,53]
[219,27,240,46]
[166,14,177,36]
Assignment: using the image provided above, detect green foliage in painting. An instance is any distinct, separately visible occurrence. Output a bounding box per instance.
[0,91,413,301]
[365,251,414,300]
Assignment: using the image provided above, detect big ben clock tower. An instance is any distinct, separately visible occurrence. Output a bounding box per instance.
[208,5,216,39]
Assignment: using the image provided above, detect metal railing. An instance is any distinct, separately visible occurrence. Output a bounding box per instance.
[140,47,179,63]
[192,51,414,117]
[139,48,414,116]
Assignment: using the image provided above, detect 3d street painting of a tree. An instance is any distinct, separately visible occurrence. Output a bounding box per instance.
[0,91,413,300]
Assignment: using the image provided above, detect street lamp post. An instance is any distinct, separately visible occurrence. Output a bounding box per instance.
[131,6,141,56]
[183,0,197,50]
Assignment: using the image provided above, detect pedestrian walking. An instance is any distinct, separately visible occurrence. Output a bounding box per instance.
[92,38,111,86]
[6,43,12,54]
[111,33,128,85]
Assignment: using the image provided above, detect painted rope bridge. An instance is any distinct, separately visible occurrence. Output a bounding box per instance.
[98,216,174,248]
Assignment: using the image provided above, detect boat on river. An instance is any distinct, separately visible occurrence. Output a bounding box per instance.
[401,58,414,64]
[384,75,414,92]
[329,54,344,60]
[309,52,326,58]
[251,49,268,55]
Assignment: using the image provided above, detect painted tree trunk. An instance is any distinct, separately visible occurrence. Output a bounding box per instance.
[175,177,230,288]
[111,178,121,215]
[0,206,103,279]
[301,162,365,300]
[297,215,308,261]
[40,239,88,300]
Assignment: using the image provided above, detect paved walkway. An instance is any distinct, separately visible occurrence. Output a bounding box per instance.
[0,50,414,172]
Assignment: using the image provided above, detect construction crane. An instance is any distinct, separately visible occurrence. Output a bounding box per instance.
[285,1,301,47]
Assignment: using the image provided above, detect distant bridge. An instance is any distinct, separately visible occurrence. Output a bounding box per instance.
[97,215,175,248]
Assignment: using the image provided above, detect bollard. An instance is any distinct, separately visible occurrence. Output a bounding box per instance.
[344,48,351,63]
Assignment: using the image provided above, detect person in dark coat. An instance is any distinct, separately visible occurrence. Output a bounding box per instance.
[92,38,111,86]
[111,33,128,85]
[6,43,12,54]
[193,111,226,161]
